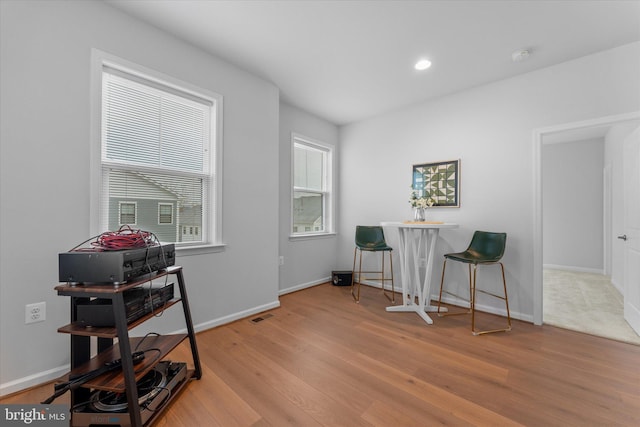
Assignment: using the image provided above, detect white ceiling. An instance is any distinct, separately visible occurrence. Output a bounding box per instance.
[107,0,640,126]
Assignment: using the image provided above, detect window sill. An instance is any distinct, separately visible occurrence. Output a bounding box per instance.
[289,232,336,241]
[176,243,226,256]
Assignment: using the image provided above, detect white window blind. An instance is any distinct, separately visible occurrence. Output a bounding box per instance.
[101,67,214,245]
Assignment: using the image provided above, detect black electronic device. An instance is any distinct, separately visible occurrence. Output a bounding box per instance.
[71,361,187,427]
[75,283,174,327]
[59,244,175,284]
[332,270,353,286]
[41,351,147,405]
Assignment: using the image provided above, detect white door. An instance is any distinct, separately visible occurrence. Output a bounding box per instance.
[623,126,640,336]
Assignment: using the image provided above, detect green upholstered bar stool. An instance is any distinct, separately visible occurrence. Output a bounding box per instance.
[436,230,511,335]
[351,226,395,303]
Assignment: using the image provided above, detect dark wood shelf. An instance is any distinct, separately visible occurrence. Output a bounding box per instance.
[53,264,201,427]
[57,299,181,338]
[55,266,182,296]
[60,334,187,392]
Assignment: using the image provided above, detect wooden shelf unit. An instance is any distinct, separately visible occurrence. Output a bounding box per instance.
[54,265,201,427]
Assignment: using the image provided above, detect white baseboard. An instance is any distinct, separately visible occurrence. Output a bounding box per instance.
[436,294,533,323]
[279,277,331,296]
[358,279,394,291]
[0,299,281,397]
[0,364,69,398]
[2,281,534,397]
[543,264,605,275]
[359,282,532,323]
[611,277,623,294]
[188,300,281,334]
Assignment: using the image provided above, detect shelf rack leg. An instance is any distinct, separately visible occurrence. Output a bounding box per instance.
[70,297,92,407]
[175,269,202,379]
[112,292,143,427]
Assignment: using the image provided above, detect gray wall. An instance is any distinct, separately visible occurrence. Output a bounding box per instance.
[542,138,604,271]
[278,102,339,294]
[0,0,280,393]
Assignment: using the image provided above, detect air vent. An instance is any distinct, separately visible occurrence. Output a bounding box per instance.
[251,313,273,323]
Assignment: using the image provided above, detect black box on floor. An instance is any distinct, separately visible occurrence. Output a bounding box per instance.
[331,271,352,286]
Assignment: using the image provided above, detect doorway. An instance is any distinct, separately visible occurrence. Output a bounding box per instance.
[532,112,640,338]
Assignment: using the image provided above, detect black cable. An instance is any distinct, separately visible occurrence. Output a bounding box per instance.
[41,351,144,404]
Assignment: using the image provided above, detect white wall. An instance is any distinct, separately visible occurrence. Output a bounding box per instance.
[0,0,279,394]
[542,138,604,271]
[278,102,339,294]
[338,42,640,322]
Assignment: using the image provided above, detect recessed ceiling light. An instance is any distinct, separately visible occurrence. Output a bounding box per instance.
[414,59,432,71]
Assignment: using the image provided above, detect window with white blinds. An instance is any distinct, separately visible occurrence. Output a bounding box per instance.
[291,134,333,236]
[100,65,219,246]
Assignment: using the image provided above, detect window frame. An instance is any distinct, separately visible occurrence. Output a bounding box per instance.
[158,203,174,225]
[118,201,137,226]
[90,49,224,252]
[290,133,334,238]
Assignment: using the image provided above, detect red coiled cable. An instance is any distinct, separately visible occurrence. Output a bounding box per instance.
[91,225,156,250]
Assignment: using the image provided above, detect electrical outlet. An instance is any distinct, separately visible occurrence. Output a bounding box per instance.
[25,302,46,324]
[279,256,284,266]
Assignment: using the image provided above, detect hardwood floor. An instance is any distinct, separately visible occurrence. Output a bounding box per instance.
[3,283,639,426]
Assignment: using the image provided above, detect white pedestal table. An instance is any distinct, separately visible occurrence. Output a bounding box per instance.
[381,221,459,325]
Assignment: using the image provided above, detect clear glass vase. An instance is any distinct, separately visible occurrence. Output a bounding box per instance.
[413,207,425,222]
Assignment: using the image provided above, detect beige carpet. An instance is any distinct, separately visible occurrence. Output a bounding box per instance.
[544,269,640,345]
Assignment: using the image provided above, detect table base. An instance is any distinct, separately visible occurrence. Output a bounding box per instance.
[386,304,448,325]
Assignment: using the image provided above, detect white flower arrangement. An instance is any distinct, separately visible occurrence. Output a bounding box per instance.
[409,189,435,209]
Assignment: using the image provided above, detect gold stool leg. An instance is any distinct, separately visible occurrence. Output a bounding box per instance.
[381,251,395,303]
[437,259,447,314]
[471,264,477,334]
[437,259,472,317]
[471,262,512,336]
[389,251,395,303]
[381,250,385,298]
[500,262,512,330]
[351,247,360,303]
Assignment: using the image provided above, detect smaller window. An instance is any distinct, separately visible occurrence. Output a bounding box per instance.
[292,134,333,236]
[119,202,136,225]
[158,203,173,225]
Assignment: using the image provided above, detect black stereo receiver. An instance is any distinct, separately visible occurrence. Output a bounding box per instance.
[76,282,174,327]
[59,244,175,284]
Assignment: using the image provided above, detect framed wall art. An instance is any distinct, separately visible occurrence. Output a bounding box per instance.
[412,159,460,207]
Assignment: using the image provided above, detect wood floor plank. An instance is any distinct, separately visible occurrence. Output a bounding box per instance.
[2,282,639,426]
[183,363,262,427]
[198,337,325,426]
